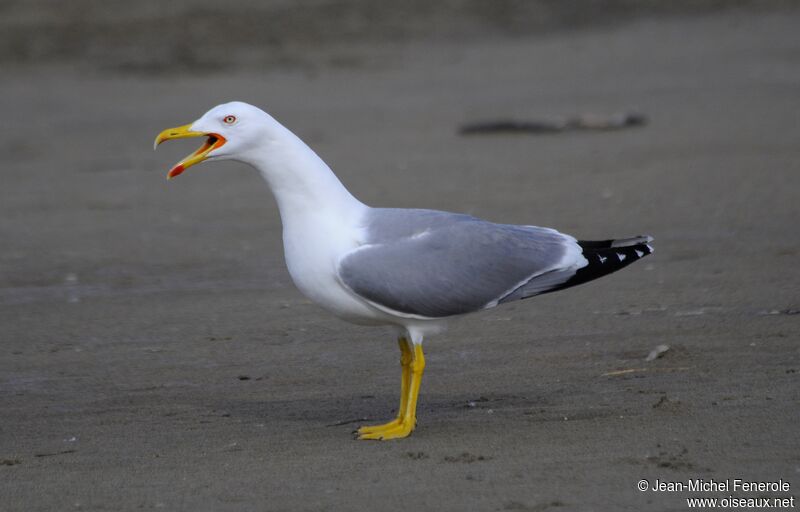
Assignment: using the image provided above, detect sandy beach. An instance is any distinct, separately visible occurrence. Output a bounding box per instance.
[1,3,799,510]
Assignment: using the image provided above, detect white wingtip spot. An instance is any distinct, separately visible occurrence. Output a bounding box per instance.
[646,244,654,253]
[599,255,607,263]
[617,253,626,261]
[635,249,644,258]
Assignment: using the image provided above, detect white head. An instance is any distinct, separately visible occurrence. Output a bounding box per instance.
[155,101,364,217]
[154,101,281,179]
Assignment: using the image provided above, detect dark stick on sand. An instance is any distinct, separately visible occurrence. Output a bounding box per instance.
[459,112,647,135]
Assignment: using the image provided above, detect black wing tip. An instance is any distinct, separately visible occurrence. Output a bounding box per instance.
[542,236,653,294]
[578,237,654,270]
[496,235,653,303]
[578,235,654,251]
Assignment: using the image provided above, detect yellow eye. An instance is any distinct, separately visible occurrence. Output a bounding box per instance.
[223,115,237,124]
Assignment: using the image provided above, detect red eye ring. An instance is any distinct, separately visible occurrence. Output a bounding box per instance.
[223,115,237,124]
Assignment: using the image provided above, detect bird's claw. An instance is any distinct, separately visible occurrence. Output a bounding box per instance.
[356,418,416,440]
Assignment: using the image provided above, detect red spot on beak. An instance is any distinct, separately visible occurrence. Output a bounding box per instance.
[167,164,185,180]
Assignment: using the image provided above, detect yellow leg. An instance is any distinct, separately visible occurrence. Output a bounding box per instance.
[358,342,425,440]
[357,338,411,435]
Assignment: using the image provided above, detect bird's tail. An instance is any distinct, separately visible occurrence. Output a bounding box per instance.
[543,235,654,294]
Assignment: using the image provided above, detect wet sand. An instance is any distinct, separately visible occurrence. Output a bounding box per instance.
[1,7,799,511]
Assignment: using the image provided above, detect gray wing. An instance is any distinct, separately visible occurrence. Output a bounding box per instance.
[337,208,586,318]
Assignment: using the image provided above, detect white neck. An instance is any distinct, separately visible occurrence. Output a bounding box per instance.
[237,121,367,226]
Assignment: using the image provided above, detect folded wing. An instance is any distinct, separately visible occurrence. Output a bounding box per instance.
[337,209,587,318]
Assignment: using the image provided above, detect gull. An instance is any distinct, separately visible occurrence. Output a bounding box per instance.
[155,101,653,440]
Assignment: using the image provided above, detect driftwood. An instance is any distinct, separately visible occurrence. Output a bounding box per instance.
[459,112,646,135]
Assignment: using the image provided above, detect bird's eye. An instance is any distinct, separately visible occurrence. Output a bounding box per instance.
[223,115,237,124]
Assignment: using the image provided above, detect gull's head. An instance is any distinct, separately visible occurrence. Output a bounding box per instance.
[154,101,271,179]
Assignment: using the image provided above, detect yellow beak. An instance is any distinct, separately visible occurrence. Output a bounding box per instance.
[154,123,227,179]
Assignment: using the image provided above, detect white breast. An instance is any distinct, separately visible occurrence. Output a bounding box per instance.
[281,213,385,324]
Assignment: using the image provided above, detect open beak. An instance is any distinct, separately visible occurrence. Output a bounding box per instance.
[154,123,227,179]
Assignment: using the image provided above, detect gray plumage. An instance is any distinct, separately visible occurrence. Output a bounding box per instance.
[338,209,582,318]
